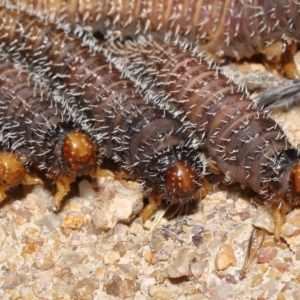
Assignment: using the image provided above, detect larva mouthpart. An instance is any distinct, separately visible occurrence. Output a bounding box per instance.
[0,8,207,206]
[3,0,300,77]
[0,57,103,208]
[103,36,300,239]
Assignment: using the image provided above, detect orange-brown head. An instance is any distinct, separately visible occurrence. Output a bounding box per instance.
[289,162,300,205]
[165,162,200,204]
[61,132,98,175]
[0,152,26,188]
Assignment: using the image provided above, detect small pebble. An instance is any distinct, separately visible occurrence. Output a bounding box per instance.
[269,258,289,273]
[257,247,278,263]
[148,283,182,300]
[215,244,237,271]
[71,278,99,300]
[210,283,235,300]
[225,274,238,284]
[190,260,209,280]
[92,180,143,230]
[252,206,274,233]
[150,234,165,252]
[166,247,196,278]
[34,249,55,270]
[61,212,86,229]
[79,180,96,200]
[281,209,300,252]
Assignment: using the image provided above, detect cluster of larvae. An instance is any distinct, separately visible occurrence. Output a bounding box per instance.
[0,8,206,214]
[2,0,300,78]
[0,2,300,242]
[101,35,300,240]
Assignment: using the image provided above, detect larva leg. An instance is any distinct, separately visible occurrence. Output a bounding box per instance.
[272,204,286,241]
[21,173,44,186]
[197,177,212,200]
[142,173,213,222]
[53,174,76,209]
[142,194,163,222]
[53,165,113,210]
[47,128,101,209]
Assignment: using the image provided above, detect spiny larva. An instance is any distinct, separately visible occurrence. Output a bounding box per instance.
[101,35,300,240]
[2,0,300,78]
[0,8,208,210]
[0,56,103,208]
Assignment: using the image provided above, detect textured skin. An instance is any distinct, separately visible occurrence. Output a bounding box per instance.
[103,36,300,207]
[2,0,300,59]
[0,58,100,179]
[0,8,206,201]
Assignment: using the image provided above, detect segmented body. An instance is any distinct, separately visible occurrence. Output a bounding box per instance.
[2,0,300,61]
[0,56,102,205]
[0,8,206,204]
[103,36,300,212]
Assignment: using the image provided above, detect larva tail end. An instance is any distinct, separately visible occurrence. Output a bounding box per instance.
[61,132,98,175]
[165,162,200,204]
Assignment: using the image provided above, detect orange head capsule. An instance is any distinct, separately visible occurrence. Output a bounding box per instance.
[0,152,26,188]
[165,162,200,204]
[61,132,98,175]
[289,162,300,205]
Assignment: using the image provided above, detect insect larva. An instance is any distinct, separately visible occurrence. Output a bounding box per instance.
[103,36,300,240]
[0,57,103,208]
[0,8,207,207]
[3,0,300,78]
